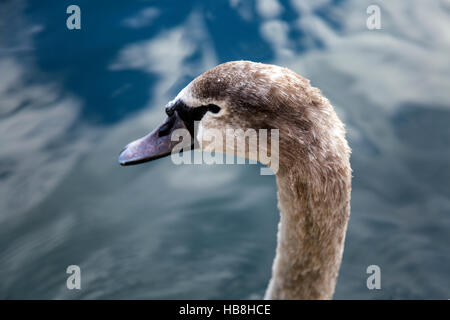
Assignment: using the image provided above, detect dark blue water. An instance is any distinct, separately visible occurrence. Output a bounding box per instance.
[1,0,449,299]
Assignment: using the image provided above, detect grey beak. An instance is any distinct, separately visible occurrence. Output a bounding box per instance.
[118,111,193,166]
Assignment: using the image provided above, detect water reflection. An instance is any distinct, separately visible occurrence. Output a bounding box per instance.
[0,0,449,299]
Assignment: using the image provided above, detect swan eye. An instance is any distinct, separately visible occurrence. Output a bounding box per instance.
[207,104,221,114]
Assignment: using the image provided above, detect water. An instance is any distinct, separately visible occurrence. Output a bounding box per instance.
[0,0,449,299]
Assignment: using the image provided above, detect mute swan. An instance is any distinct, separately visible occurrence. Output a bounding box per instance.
[118,61,352,300]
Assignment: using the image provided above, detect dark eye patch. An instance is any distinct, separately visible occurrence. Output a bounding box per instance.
[166,101,221,135]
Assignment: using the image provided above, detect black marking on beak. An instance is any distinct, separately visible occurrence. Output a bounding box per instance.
[118,111,191,166]
[118,101,221,166]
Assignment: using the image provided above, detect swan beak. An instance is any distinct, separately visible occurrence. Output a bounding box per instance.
[118,111,193,166]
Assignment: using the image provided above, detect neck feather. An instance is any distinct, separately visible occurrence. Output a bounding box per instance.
[265,161,351,299]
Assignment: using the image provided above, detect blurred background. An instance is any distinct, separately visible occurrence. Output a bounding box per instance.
[0,0,449,299]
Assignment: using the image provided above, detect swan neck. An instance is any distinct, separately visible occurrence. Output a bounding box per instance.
[265,169,350,300]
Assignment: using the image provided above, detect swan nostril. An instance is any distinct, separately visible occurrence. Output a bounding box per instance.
[158,115,176,137]
[158,123,171,137]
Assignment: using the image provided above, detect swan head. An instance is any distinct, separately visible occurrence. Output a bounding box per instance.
[119,60,349,175]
